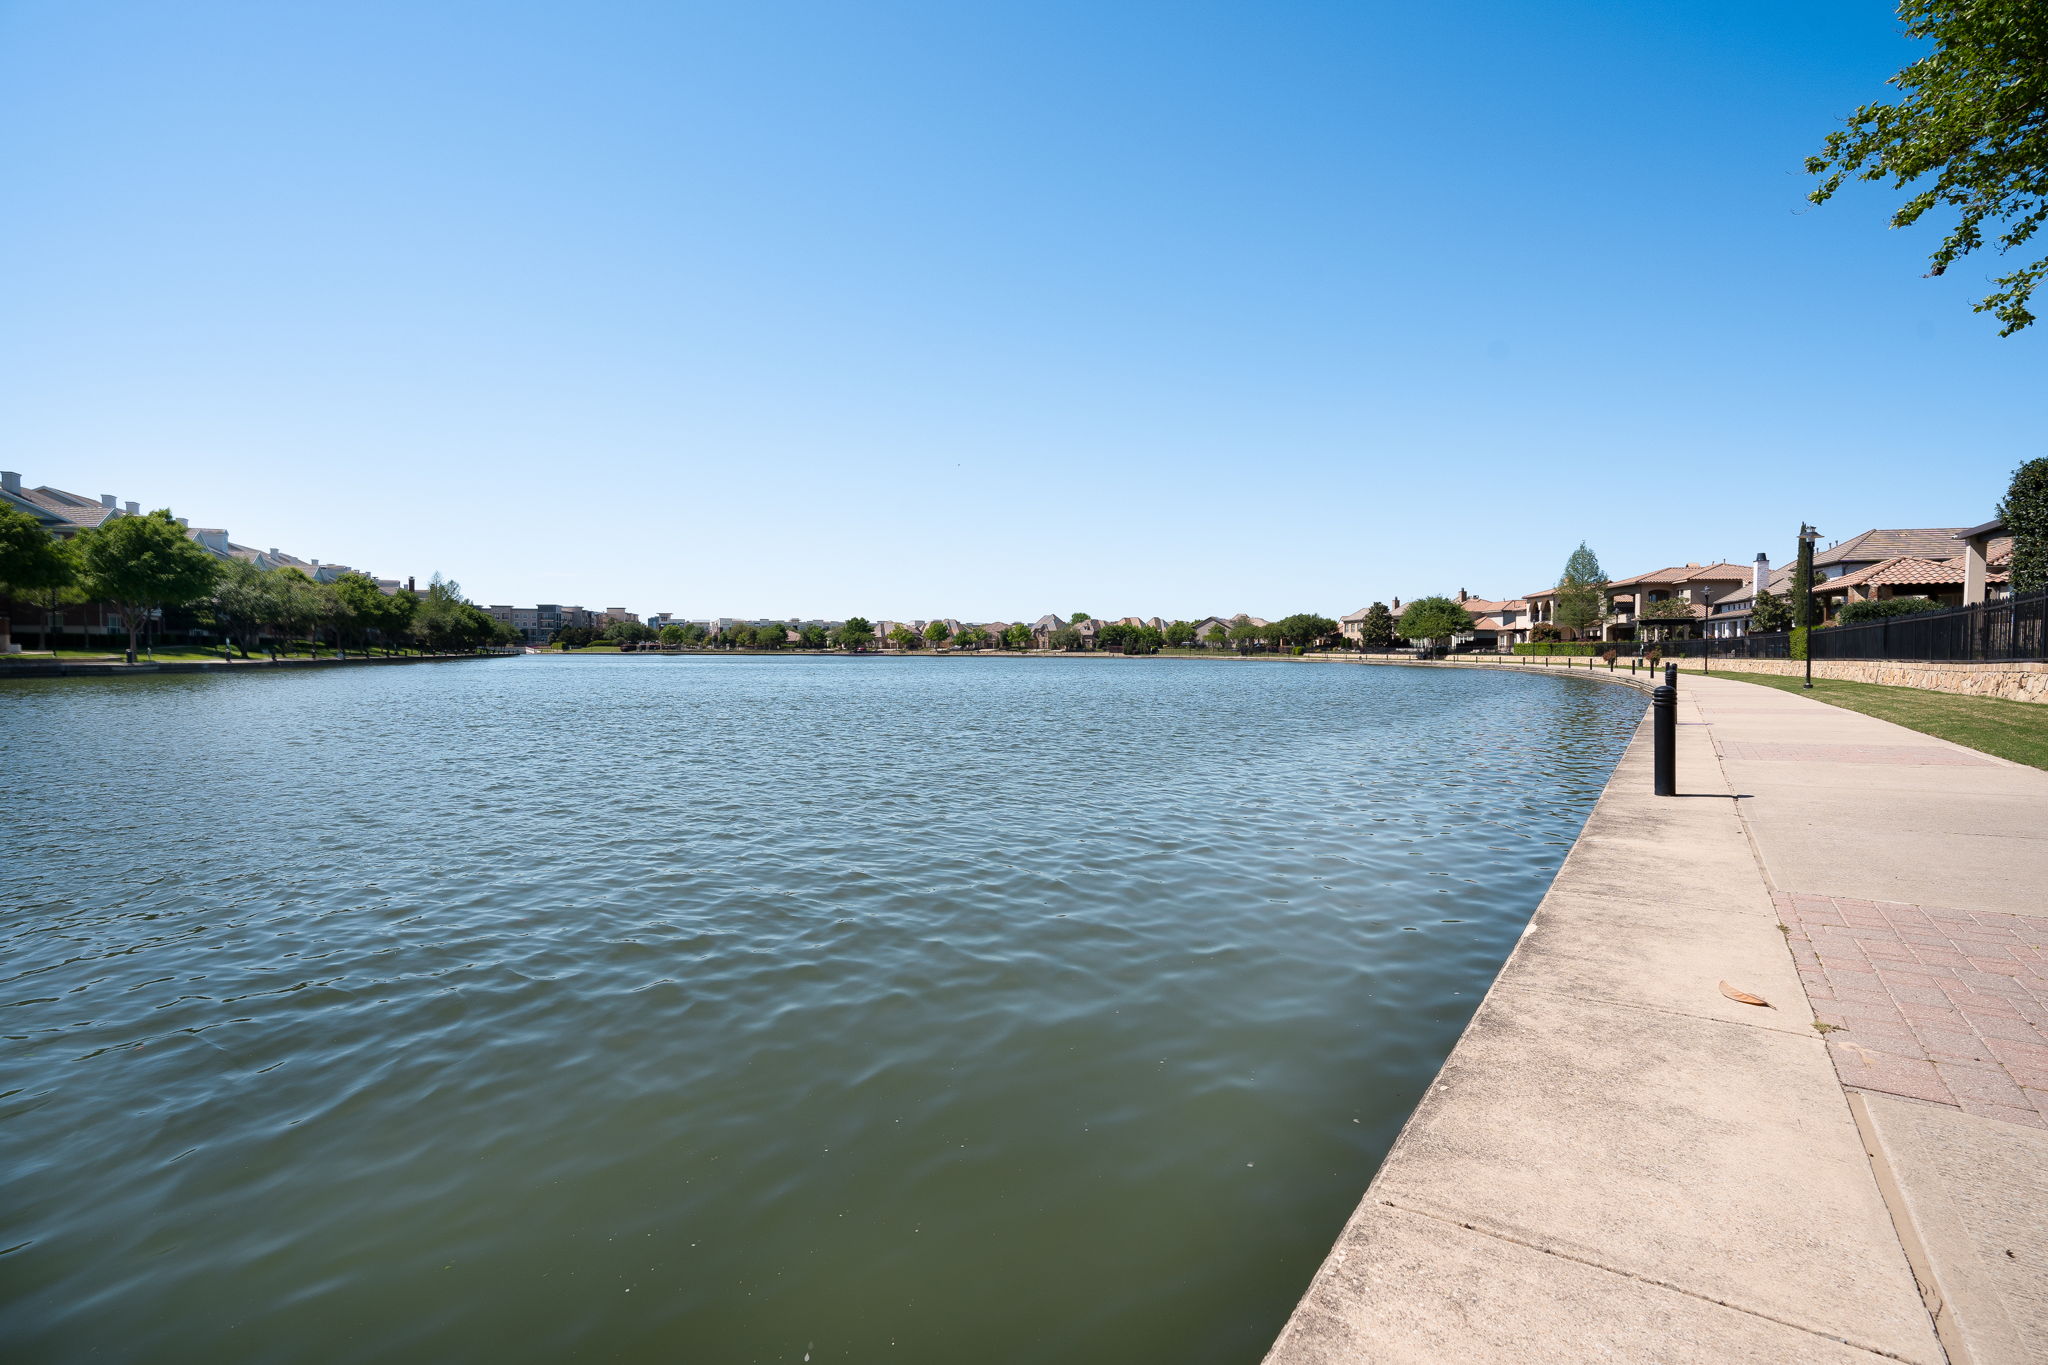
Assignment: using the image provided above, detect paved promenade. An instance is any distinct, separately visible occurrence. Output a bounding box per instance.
[1266,667,2048,1364]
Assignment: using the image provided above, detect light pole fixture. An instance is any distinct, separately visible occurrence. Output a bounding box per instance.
[1797,523,1821,689]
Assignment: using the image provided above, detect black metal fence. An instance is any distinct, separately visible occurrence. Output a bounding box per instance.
[1626,590,2047,663]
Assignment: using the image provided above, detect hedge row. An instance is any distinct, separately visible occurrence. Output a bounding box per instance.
[1511,642,1599,656]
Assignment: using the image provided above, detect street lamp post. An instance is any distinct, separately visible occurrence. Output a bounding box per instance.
[1796,523,1821,690]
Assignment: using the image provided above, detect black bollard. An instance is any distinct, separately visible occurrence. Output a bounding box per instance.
[1664,661,1677,690]
[1652,684,1677,796]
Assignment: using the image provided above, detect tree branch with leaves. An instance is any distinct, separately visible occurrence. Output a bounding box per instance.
[1807,0,2048,334]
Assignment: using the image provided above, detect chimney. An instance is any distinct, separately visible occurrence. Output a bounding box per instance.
[124,501,138,516]
[1,471,19,494]
[175,516,188,527]
[100,494,117,509]
[268,548,279,558]
[1753,553,1769,596]
[1457,588,1468,602]
[407,576,416,592]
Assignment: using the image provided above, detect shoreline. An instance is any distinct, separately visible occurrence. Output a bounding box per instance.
[0,652,506,680]
[1264,665,2047,1362]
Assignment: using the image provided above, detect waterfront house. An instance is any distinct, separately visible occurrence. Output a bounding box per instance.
[1956,518,2011,605]
[1,472,138,536]
[1815,557,2002,615]
[1338,600,1401,646]
[1526,564,1747,642]
[1812,527,1987,582]
[1451,592,1532,650]
[1603,563,1752,641]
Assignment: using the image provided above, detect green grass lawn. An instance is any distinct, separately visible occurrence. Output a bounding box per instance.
[1701,669,2048,771]
[34,646,251,662]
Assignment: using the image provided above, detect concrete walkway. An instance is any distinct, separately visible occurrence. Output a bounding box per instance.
[1265,668,2048,1364]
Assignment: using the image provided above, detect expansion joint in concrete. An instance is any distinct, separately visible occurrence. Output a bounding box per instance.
[1377,1198,1921,1361]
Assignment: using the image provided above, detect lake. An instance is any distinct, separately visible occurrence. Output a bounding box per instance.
[1,655,1640,1363]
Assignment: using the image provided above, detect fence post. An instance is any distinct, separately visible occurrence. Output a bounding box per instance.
[1653,683,1677,796]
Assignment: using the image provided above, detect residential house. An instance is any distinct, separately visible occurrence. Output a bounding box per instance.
[1338,600,1400,646]
[0,472,138,536]
[1810,553,2008,620]
[1450,591,1532,649]
[1602,563,1752,641]
[1714,528,2017,631]
[1956,518,2011,605]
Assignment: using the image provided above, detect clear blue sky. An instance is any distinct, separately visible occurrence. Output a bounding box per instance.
[1,1,2038,619]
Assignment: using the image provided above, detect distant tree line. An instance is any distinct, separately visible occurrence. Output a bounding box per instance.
[0,503,515,661]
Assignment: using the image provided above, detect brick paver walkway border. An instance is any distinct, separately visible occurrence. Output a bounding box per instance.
[1778,891,2048,1129]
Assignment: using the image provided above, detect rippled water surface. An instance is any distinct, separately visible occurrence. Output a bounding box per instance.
[3,656,1641,1362]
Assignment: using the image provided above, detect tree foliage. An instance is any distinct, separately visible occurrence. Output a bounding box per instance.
[1274,613,1339,648]
[0,504,80,650]
[1749,586,1795,634]
[1807,0,2048,334]
[1553,543,1608,637]
[1834,595,1953,624]
[1097,622,1163,653]
[1357,602,1397,648]
[2000,455,2048,593]
[74,509,221,660]
[1397,595,1477,644]
[0,502,75,599]
[603,618,656,644]
[923,619,951,645]
[1047,625,1082,650]
[1002,622,1032,650]
[834,617,875,651]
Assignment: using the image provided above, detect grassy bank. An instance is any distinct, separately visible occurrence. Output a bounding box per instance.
[1710,671,2048,770]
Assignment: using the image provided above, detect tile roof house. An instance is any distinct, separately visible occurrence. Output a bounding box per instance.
[1956,517,2011,605]
[1531,564,1751,641]
[1813,528,1983,578]
[1338,600,1400,645]
[1808,554,2007,618]
[1450,592,1532,648]
[1,472,138,535]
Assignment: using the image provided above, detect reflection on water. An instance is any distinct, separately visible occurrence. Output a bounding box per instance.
[1,656,1638,1363]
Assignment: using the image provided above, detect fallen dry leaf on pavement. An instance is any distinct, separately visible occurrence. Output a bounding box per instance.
[1719,981,1771,1008]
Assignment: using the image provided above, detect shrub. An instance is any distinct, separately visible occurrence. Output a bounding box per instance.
[1832,596,1951,625]
[1790,626,1810,661]
[2001,457,2048,595]
[1512,642,1597,656]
